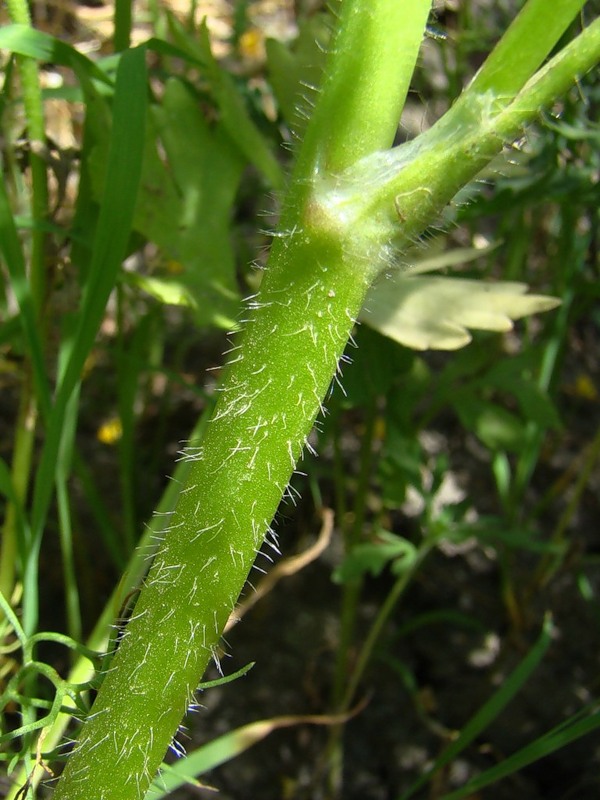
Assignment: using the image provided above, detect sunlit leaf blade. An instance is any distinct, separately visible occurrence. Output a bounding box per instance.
[163,11,283,189]
[153,78,245,328]
[0,24,112,86]
[361,273,561,351]
[86,77,244,329]
[148,712,354,798]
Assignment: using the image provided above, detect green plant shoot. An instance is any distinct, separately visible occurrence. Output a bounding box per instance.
[2,0,597,797]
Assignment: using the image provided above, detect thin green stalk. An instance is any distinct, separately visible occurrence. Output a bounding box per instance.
[331,402,378,709]
[359,15,600,242]
[501,208,529,282]
[323,539,432,798]
[5,0,48,316]
[56,479,82,644]
[0,384,36,603]
[340,542,432,713]
[327,403,379,795]
[4,401,216,800]
[332,416,348,530]
[55,385,83,646]
[114,0,133,52]
[511,204,580,507]
[535,424,600,588]
[116,287,139,556]
[2,0,48,623]
[464,0,587,100]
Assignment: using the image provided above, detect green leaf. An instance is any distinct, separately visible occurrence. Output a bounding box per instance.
[333,531,416,583]
[482,361,562,430]
[452,396,525,453]
[122,273,195,308]
[86,77,245,329]
[165,12,283,189]
[400,614,555,800]
[265,14,330,133]
[340,326,414,407]
[152,78,245,328]
[0,24,112,87]
[361,273,561,351]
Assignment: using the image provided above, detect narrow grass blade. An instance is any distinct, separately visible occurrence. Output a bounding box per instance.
[114,0,133,52]
[55,384,83,643]
[0,177,51,418]
[399,614,554,799]
[57,47,147,401]
[0,455,31,565]
[23,46,148,634]
[148,712,357,798]
[0,24,112,87]
[441,704,600,800]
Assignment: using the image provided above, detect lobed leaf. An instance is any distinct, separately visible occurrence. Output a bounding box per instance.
[361,273,561,351]
[265,14,330,134]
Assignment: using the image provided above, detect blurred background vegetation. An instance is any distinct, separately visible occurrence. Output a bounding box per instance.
[1,1,600,798]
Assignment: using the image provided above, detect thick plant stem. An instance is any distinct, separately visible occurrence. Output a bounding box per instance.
[54,235,377,800]
[51,3,433,798]
[295,0,432,175]
[52,203,385,797]
[51,5,600,797]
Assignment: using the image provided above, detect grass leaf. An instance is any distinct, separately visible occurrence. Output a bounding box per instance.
[400,614,555,799]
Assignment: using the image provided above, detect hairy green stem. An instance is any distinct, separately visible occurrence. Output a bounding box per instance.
[295,0,432,175]
[51,3,432,797]
[50,4,600,798]
[465,0,587,99]
[53,201,379,800]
